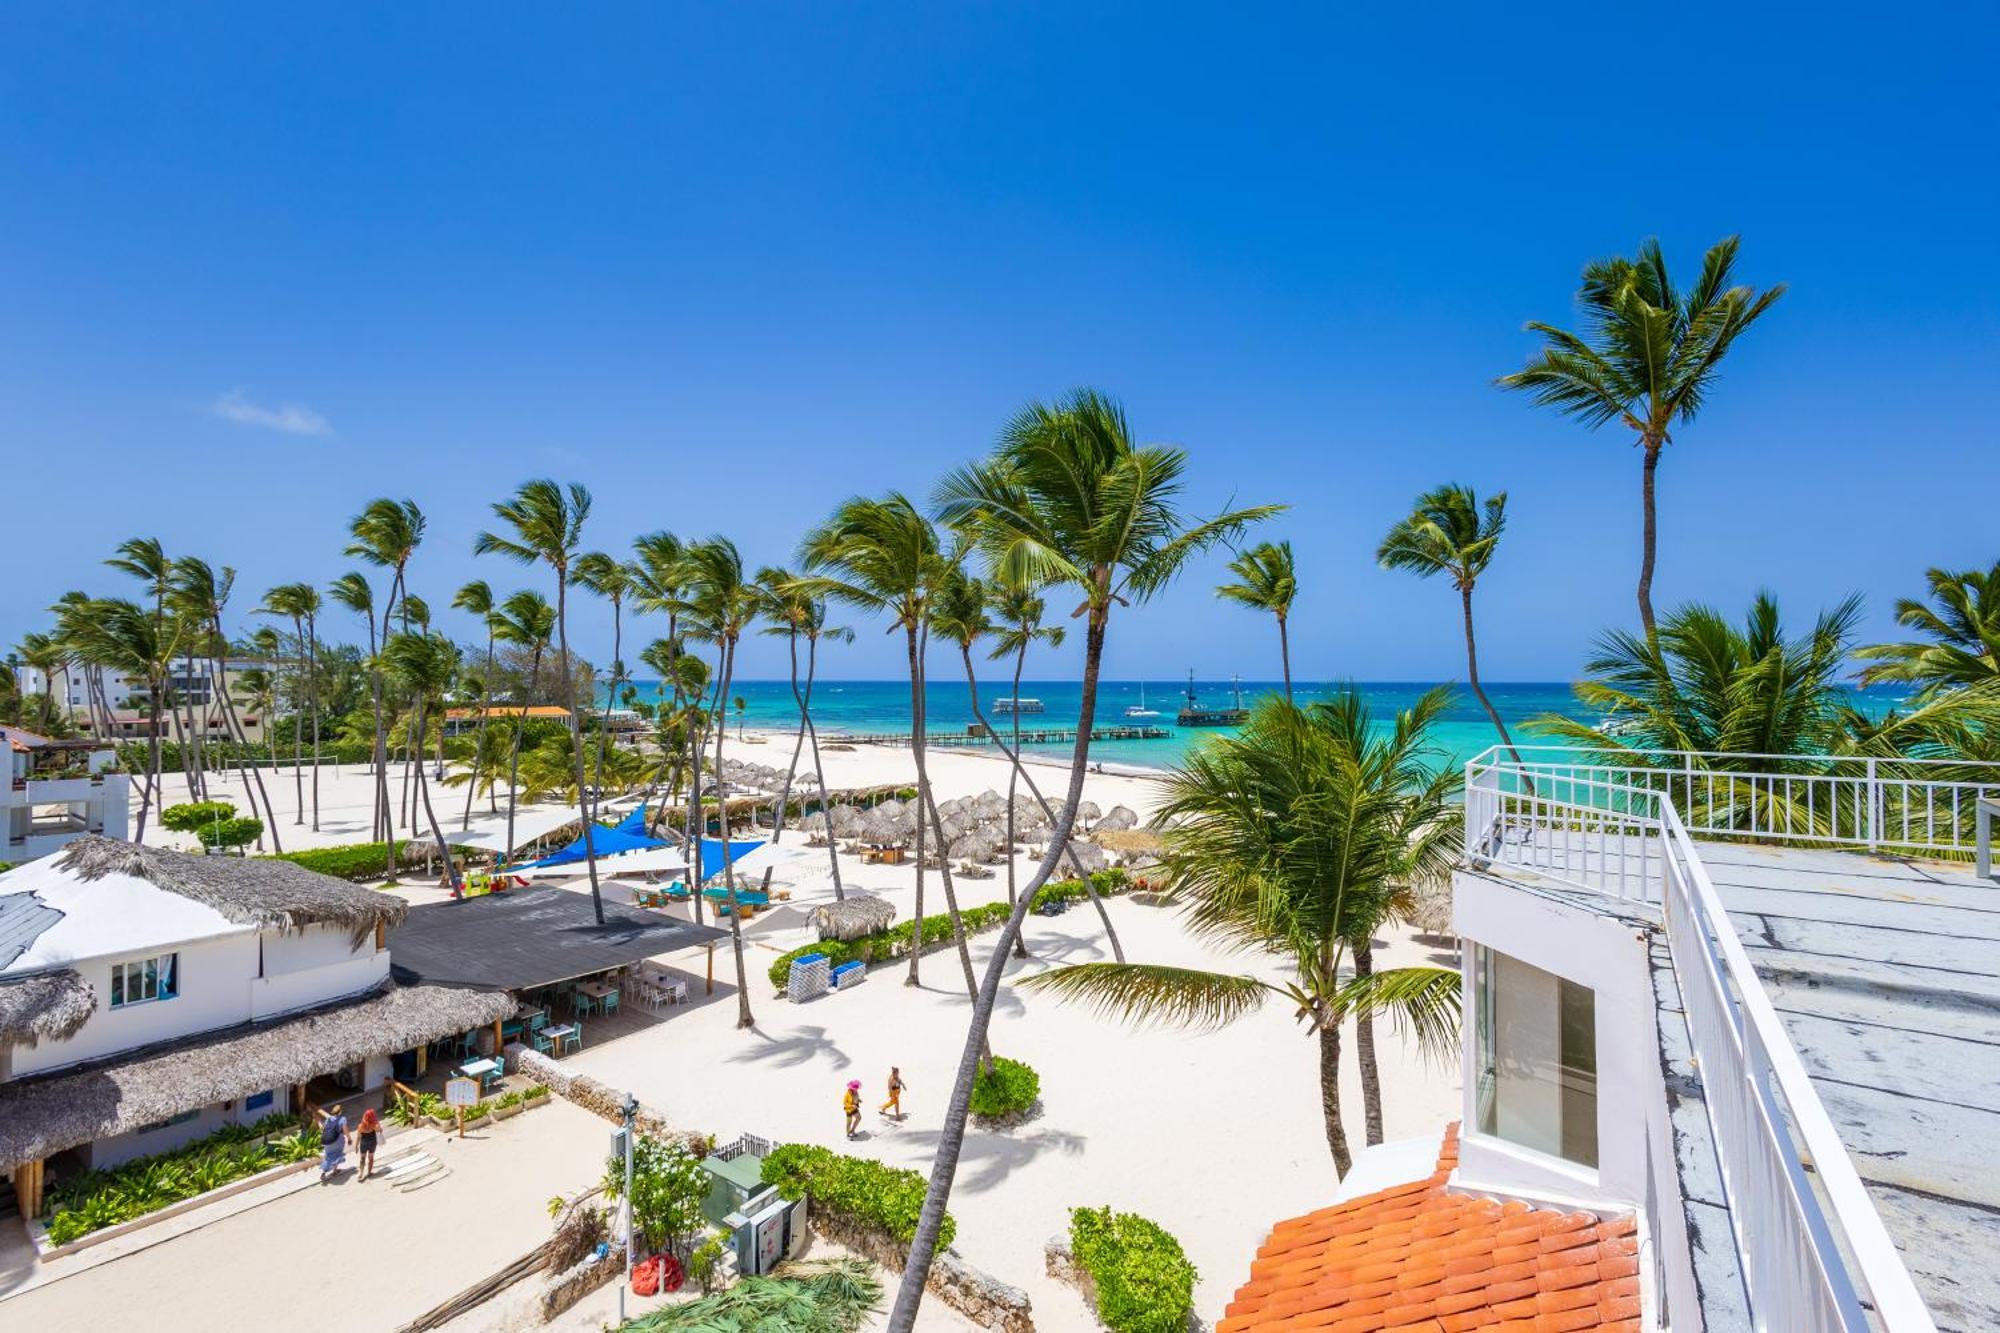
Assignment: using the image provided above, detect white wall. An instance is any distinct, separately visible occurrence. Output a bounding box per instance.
[88,1086,288,1169]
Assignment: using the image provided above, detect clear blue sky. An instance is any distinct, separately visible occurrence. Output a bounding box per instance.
[3,4,1994,682]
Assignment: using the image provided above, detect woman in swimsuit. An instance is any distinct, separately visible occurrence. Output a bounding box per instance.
[355,1108,381,1181]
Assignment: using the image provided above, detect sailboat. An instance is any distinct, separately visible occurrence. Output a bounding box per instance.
[1123,681,1160,720]
[1175,671,1249,727]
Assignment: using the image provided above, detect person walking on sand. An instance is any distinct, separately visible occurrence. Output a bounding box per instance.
[355,1108,381,1181]
[879,1067,907,1120]
[842,1080,862,1138]
[318,1104,351,1183]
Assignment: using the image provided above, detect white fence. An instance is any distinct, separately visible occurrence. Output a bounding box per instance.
[1464,749,1940,1332]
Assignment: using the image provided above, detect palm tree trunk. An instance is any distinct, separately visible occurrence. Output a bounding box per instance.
[1278,613,1293,703]
[960,643,1121,961]
[504,648,541,862]
[136,680,164,841]
[1353,940,1384,1147]
[1318,1023,1354,1178]
[556,579,605,925]
[411,694,461,895]
[369,602,392,874]
[211,642,283,852]
[799,633,844,900]
[887,595,1112,1330]
[711,636,754,1029]
[1638,438,1661,637]
[463,633,496,830]
[593,601,622,825]
[1460,585,1526,770]
[1006,641,1028,959]
[774,630,806,841]
[180,649,204,800]
[306,613,321,831]
[904,626,927,987]
[290,621,305,824]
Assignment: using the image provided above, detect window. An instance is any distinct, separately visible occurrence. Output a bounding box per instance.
[109,953,179,1008]
[245,1090,275,1112]
[137,1109,200,1134]
[1474,946,1598,1168]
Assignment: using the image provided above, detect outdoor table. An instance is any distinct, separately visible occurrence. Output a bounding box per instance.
[458,1057,503,1091]
[544,1023,580,1055]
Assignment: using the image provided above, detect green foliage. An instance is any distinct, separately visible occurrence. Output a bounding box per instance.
[159,800,237,832]
[761,1144,953,1250]
[1068,1206,1198,1333]
[603,1135,708,1254]
[617,1258,881,1332]
[264,840,453,881]
[523,1083,550,1101]
[194,816,264,850]
[42,1118,317,1245]
[767,870,1131,989]
[494,1089,523,1110]
[969,1056,1040,1120]
[687,1229,729,1294]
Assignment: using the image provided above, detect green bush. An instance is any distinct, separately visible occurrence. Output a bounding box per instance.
[42,1121,323,1245]
[159,800,238,832]
[761,1143,953,1249]
[969,1056,1041,1120]
[194,816,264,850]
[767,869,1131,990]
[1068,1206,1198,1333]
[264,840,453,881]
[523,1083,550,1101]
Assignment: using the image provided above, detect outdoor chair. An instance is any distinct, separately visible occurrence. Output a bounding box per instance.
[602,989,620,1016]
[562,1024,584,1054]
[532,1027,555,1055]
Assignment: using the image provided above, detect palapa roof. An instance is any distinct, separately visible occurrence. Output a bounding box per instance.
[0,980,514,1168]
[1092,828,1165,855]
[0,969,96,1049]
[813,894,896,941]
[389,885,726,991]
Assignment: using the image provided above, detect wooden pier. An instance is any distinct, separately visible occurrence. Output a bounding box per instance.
[840,724,1173,749]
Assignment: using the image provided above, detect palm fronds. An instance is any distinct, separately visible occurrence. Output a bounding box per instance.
[1019,963,1273,1031]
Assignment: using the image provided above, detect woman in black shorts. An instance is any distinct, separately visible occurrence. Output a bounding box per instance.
[355,1108,381,1181]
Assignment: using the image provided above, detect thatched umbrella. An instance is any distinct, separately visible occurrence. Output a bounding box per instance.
[1093,828,1165,858]
[1097,804,1140,832]
[814,894,897,941]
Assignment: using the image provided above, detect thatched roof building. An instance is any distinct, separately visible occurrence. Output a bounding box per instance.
[0,970,96,1049]
[0,980,514,1169]
[813,894,896,942]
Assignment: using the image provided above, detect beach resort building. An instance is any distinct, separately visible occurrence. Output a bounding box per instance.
[3,725,129,861]
[1223,747,1997,1333]
[14,660,270,745]
[440,703,571,737]
[0,838,512,1219]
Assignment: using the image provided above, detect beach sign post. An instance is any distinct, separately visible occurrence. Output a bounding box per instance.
[446,1076,480,1137]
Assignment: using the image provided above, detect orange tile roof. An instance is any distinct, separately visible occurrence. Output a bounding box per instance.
[1219,1125,1642,1333]
[443,705,571,720]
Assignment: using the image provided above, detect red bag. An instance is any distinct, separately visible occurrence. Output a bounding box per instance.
[631,1254,685,1296]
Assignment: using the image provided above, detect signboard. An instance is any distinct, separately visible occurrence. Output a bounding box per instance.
[445,1077,481,1108]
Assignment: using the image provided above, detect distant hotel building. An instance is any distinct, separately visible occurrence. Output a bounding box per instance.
[3,726,129,862]
[13,660,270,745]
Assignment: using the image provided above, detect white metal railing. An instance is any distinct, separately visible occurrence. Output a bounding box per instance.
[1463,753,1939,1331]
[1468,745,2000,859]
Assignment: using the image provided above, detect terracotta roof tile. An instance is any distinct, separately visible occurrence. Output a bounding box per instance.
[1217,1125,1643,1333]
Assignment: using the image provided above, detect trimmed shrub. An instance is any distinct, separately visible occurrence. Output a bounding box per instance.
[969,1056,1040,1121]
[195,816,264,851]
[42,1123,321,1246]
[264,840,456,881]
[159,800,238,832]
[761,1143,954,1249]
[1068,1206,1199,1333]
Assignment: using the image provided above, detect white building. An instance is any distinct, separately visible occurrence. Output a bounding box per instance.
[14,659,271,745]
[0,838,512,1220]
[2,725,129,861]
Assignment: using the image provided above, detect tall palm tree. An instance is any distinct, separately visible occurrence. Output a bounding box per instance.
[755,568,851,898]
[1217,539,1299,700]
[450,579,502,829]
[800,495,979,995]
[1856,563,2000,694]
[259,582,325,830]
[1377,486,1526,770]
[15,632,66,734]
[489,589,555,859]
[895,388,1277,1327]
[381,631,465,895]
[1498,236,1784,635]
[1023,690,1463,1177]
[683,536,762,1028]
[475,480,604,923]
[987,579,1064,957]
[631,532,702,854]
[108,538,197,799]
[572,551,636,824]
[345,499,426,857]
[59,598,179,838]
[170,558,283,851]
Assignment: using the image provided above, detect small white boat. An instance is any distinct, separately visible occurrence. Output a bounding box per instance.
[1123,682,1160,720]
[994,697,1044,714]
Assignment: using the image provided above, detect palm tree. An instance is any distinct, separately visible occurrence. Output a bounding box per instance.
[800,495,979,995]
[1217,540,1299,700]
[682,536,762,1028]
[107,538,197,799]
[1856,563,2000,694]
[1023,690,1463,1177]
[631,532,702,853]
[572,551,636,823]
[895,388,1277,1327]
[381,631,465,895]
[170,558,283,851]
[489,589,555,859]
[450,580,501,829]
[60,598,179,839]
[1497,236,1784,635]
[259,582,325,829]
[987,579,1064,956]
[475,480,605,923]
[755,567,851,899]
[15,632,66,734]
[1377,486,1526,769]
[345,499,426,858]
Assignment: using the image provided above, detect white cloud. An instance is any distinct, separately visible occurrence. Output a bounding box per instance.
[209,388,333,437]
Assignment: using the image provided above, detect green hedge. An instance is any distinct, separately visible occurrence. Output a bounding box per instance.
[761,1143,953,1249]
[1068,1206,1199,1333]
[970,1056,1040,1120]
[766,869,1130,991]
[43,1115,318,1246]
[263,840,463,881]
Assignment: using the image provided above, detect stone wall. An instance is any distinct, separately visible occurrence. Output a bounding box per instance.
[537,1250,622,1321]
[508,1045,711,1153]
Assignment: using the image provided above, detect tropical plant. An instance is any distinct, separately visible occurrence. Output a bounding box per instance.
[1067,1206,1198,1333]
[968,1056,1039,1121]
[601,1135,708,1257]
[888,387,1275,1324]
[450,579,501,828]
[1217,539,1299,700]
[487,588,556,855]
[1856,563,2000,694]
[60,595,180,837]
[1497,236,1784,634]
[259,581,325,830]
[195,815,265,852]
[345,498,426,862]
[616,1259,881,1333]
[1023,690,1463,1177]
[380,630,465,893]
[170,557,282,850]
[755,566,851,900]
[572,550,636,823]
[987,578,1065,953]
[477,480,605,921]
[1377,485,1525,769]
[761,1144,953,1249]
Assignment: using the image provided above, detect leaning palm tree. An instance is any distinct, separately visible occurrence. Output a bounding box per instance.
[1027,690,1462,1175]
[1497,236,1784,635]
[987,578,1064,955]
[381,631,465,895]
[631,532,702,852]
[170,557,283,851]
[1378,486,1525,769]
[1217,540,1299,700]
[108,538,197,798]
[450,579,501,829]
[259,582,325,829]
[345,499,426,856]
[572,551,636,823]
[489,589,556,860]
[60,598,180,839]
[1855,563,2000,695]
[753,567,853,890]
[893,388,1277,1327]
[476,480,605,923]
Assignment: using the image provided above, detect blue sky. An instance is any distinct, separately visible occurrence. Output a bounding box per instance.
[3,4,1994,682]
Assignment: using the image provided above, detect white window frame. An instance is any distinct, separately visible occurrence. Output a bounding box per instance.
[109,952,180,1009]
